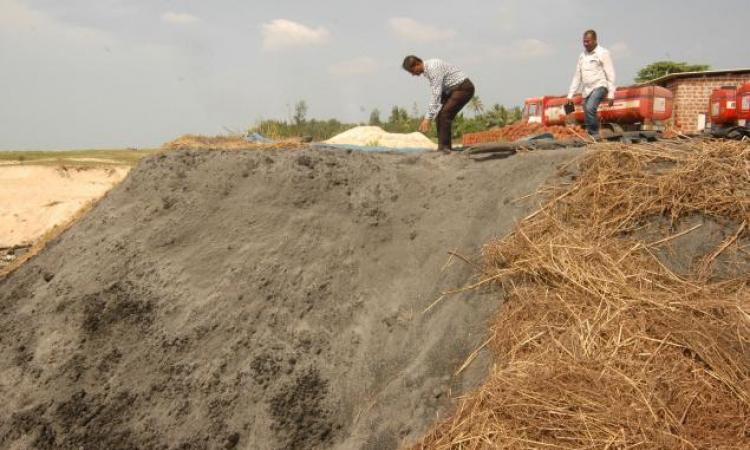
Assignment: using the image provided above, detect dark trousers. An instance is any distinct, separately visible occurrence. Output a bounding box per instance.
[583,86,608,136]
[437,79,475,150]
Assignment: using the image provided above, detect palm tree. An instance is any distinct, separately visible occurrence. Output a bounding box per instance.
[468,96,485,117]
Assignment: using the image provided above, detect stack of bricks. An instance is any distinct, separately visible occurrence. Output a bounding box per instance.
[665,74,750,133]
[462,123,586,146]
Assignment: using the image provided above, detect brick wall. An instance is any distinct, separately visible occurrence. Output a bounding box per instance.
[665,74,750,133]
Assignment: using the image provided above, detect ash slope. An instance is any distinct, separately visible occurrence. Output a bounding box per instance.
[0,146,581,450]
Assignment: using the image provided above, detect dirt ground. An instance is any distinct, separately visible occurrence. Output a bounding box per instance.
[0,146,581,450]
[0,165,129,248]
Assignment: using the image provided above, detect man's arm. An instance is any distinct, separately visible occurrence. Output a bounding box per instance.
[602,49,616,100]
[424,72,444,121]
[567,55,582,100]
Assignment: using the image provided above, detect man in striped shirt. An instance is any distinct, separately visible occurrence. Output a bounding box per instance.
[402,55,475,153]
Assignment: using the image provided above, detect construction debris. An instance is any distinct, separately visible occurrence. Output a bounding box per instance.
[462,122,587,145]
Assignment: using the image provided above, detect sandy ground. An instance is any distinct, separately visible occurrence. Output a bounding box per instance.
[0,146,582,450]
[0,165,129,248]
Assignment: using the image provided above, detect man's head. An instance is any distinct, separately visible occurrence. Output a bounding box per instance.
[583,30,598,53]
[402,55,424,76]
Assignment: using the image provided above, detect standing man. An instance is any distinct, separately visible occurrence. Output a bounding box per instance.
[402,55,475,153]
[566,30,616,138]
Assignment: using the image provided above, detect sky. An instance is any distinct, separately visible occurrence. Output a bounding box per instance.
[1,0,748,149]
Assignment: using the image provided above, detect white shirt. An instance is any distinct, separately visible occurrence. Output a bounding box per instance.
[567,45,616,100]
[422,59,468,120]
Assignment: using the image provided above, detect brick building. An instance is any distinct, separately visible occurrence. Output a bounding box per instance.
[643,69,750,133]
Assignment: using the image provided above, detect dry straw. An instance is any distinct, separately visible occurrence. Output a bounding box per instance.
[410,139,750,449]
[162,134,307,151]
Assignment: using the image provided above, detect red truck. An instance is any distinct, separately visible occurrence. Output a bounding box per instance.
[523,86,674,133]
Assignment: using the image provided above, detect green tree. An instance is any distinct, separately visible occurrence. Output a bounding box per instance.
[484,104,509,128]
[387,106,409,124]
[384,106,413,133]
[293,100,308,126]
[468,96,485,117]
[510,106,523,123]
[452,113,485,137]
[635,61,711,83]
[369,109,382,126]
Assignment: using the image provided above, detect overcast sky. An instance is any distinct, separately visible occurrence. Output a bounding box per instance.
[1,0,747,149]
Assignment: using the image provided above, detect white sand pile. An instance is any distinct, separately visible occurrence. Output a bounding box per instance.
[324,126,438,150]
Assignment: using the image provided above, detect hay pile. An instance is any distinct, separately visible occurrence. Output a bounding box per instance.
[163,134,306,151]
[324,126,438,149]
[462,123,586,146]
[411,139,750,449]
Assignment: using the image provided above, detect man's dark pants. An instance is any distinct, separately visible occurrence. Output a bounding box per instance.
[583,86,608,136]
[437,79,475,151]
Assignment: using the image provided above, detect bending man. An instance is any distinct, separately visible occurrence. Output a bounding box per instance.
[402,55,475,153]
[566,30,616,138]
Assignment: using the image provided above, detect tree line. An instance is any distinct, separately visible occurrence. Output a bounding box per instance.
[249,99,523,142]
[635,61,710,83]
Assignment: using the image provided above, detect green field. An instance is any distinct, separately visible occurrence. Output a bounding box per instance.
[0,148,159,167]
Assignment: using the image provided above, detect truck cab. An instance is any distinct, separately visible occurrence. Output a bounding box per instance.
[708,86,738,128]
[523,97,543,124]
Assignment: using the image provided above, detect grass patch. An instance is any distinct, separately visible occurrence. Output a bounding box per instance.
[0,148,158,167]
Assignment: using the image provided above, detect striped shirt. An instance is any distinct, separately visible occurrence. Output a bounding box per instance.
[422,59,468,120]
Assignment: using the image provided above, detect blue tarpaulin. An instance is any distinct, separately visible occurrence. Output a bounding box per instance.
[312,144,432,154]
[244,132,272,143]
